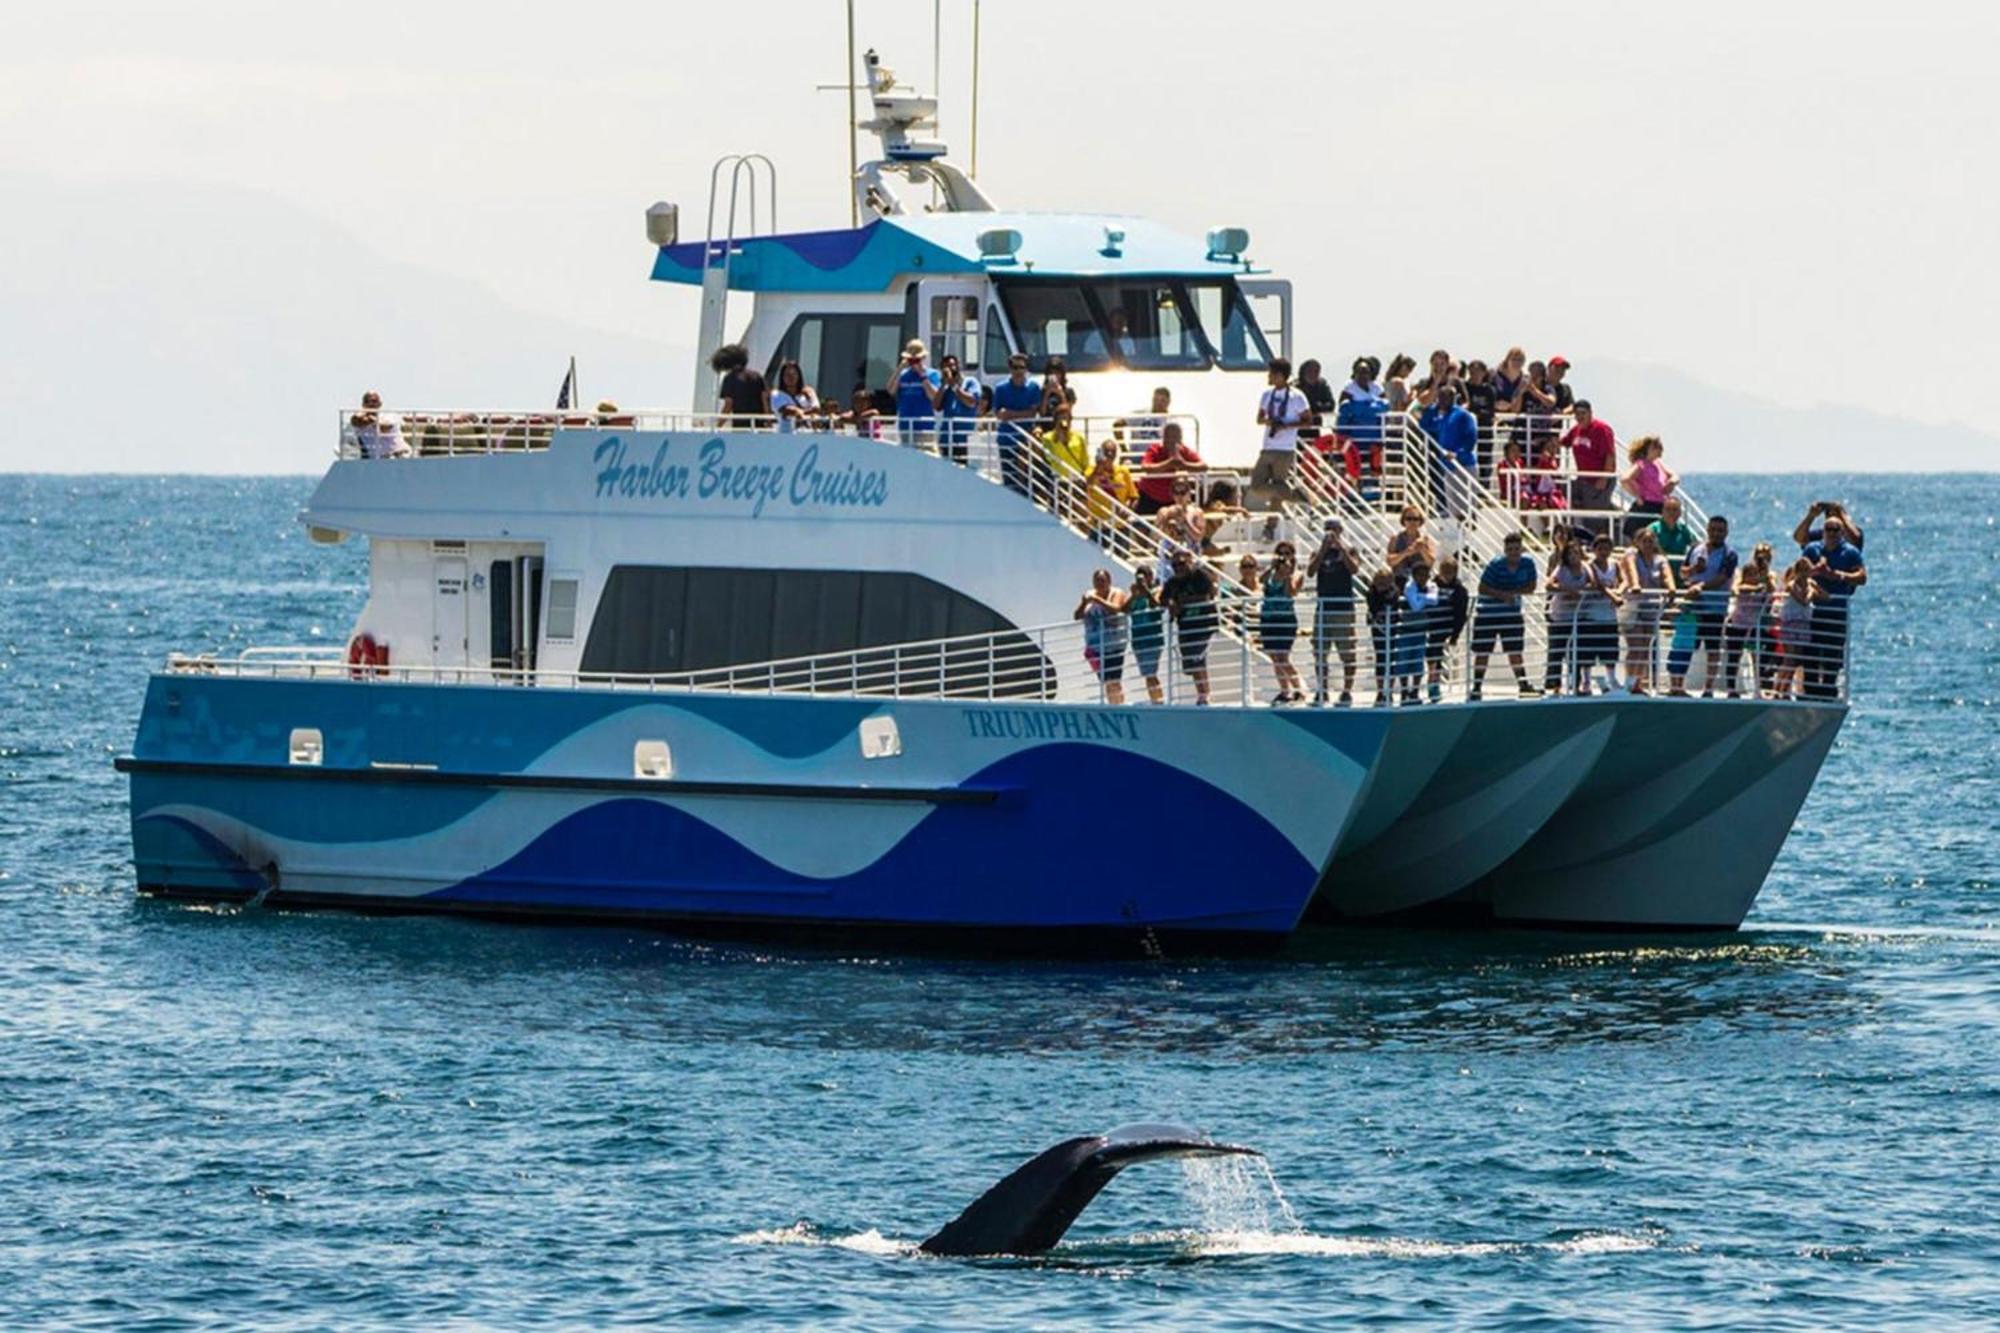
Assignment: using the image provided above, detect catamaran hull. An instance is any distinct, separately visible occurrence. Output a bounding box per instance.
[120,676,1842,947]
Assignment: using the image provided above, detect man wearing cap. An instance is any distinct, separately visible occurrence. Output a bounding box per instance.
[1547,356,1577,415]
[1306,516,1362,705]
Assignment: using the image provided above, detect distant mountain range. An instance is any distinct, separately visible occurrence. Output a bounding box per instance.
[1,175,1994,475]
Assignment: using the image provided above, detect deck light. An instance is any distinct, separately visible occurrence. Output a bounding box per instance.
[1205,225,1250,260]
[1100,226,1125,258]
[976,227,1022,264]
[645,201,679,247]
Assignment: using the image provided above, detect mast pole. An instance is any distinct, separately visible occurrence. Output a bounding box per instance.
[970,0,981,178]
[846,0,860,228]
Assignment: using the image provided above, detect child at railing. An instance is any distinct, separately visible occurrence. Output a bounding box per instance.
[1526,441,1567,512]
[1724,543,1778,698]
[1495,438,1530,509]
[1773,557,1825,699]
[839,387,883,439]
[1083,441,1138,547]
[1425,557,1469,704]
[1365,568,1399,706]
[1395,563,1439,704]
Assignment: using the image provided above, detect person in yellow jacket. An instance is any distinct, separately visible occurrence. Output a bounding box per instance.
[1034,404,1093,516]
[1082,439,1138,546]
[1039,406,1091,476]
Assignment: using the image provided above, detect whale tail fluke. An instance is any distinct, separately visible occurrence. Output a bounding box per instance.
[919,1123,1260,1257]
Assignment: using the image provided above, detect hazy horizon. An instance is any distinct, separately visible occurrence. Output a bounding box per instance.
[3,0,1997,474]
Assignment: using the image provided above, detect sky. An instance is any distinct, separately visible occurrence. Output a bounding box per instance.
[2,0,1997,471]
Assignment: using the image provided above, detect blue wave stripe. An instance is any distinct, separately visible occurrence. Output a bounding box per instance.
[431,744,1316,932]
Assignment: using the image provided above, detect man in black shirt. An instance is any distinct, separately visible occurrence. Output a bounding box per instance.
[1547,356,1577,415]
[1162,548,1220,706]
[710,343,768,428]
[1296,358,1338,435]
[1305,517,1360,705]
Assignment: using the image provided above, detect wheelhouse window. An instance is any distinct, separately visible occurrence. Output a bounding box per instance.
[1086,281,1205,370]
[996,283,1110,370]
[1187,281,1276,370]
[768,312,907,400]
[996,277,1276,372]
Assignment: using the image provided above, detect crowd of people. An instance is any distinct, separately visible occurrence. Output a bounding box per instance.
[1075,498,1867,708]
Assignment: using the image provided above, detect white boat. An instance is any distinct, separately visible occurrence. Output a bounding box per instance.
[117,50,1848,949]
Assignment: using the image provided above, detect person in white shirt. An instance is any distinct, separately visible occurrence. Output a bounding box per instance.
[1251,357,1310,508]
[769,360,821,435]
[347,390,411,459]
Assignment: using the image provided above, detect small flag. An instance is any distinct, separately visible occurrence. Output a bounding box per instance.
[555,356,578,410]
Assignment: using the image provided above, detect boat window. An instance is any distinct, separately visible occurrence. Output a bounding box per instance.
[767,312,907,398]
[927,294,981,369]
[580,566,1050,696]
[1188,281,1275,371]
[1086,281,1206,371]
[997,283,1110,371]
[983,304,1012,371]
[633,740,674,779]
[997,278,1275,372]
[545,576,580,642]
[288,728,324,766]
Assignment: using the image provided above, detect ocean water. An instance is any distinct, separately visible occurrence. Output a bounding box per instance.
[1,471,1996,1328]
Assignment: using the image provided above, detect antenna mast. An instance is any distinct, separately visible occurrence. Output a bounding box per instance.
[970,0,981,178]
[846,0,860,227]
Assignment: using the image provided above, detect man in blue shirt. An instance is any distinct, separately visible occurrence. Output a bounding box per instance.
[1469,532,1542,699]
[934,352,981,465]
[890,339,942,448]
[1669,514,1739,696]
[1801,514,1866,700]
[989,353,1043,497]
[1335,390,1390,502]
[1419,385,1480,516]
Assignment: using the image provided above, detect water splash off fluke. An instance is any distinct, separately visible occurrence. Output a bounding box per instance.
[1178,1150,1303,1236]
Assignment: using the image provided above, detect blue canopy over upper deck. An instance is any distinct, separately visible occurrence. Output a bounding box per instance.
[649,212,1265,293]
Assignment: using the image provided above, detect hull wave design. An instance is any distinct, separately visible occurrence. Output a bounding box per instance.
[123,675,1845,947]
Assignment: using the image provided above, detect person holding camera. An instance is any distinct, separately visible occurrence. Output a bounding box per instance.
[935,353,981,464]
[1162,548,1220,706]
[1793,500,1865,552]
[888,339,942,447]
[1306,516,1361,705]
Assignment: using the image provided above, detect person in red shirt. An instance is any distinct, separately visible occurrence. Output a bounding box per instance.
[1559,400,1618,533]
[1134,422,1206,514]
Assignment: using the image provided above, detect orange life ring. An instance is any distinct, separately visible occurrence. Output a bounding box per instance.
[347,633,379,680]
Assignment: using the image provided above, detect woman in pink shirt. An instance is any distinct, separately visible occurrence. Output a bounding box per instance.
[1620,435,1678,539]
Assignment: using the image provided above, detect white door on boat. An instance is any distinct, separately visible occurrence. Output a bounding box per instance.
[432,556,469,669]
[918,279,992,376]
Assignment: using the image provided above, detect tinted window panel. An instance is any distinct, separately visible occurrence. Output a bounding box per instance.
[580,567,1045,696]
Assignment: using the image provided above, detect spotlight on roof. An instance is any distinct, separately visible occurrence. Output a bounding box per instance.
[646,201,680,247]
[1205,226,1250,260]
[1100,226,1126,258]
[977,227,1023,265]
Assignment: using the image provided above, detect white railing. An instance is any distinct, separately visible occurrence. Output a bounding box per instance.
[172,586,1852,709]
[335,407,1206,462]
